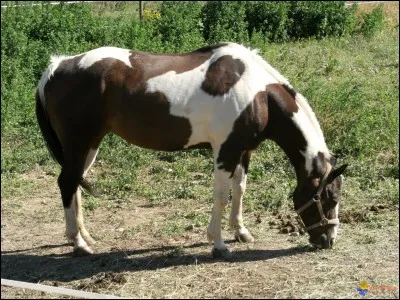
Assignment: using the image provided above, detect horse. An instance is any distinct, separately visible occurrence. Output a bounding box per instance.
[35,42,348,258]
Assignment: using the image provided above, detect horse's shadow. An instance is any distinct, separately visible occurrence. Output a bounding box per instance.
[1,241,313,283]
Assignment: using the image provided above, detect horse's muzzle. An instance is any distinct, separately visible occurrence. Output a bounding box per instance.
[310,233,334,249]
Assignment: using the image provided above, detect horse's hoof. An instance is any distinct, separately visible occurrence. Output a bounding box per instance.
[234,232,254,243]
[82,234,96,246]
[72,246,93,257]
[211,247,233,260]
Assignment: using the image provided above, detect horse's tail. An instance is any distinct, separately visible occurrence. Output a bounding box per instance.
[35,86,98,196]
[35,90,64,167]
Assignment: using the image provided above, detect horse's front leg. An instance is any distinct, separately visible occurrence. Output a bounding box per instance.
[229,155,254,243]
[207,166,232,259]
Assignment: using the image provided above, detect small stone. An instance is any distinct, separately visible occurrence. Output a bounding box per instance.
[289,232,300,237]
[117,228,124,232]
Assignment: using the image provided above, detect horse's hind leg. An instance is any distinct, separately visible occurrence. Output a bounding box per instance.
[58,146,97,256]
[75,148,98,246]
[229,151,254,243]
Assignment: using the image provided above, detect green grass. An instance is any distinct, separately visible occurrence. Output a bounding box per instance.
[1,7,398,221]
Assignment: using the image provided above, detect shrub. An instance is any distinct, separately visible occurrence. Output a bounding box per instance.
[246,1,292,42]
[153,1,204,52]
[358,4,385,37]
[288,1,357,39]
[201,1,249,44]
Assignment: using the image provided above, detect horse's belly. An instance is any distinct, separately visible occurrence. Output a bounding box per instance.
[108,105,211,151]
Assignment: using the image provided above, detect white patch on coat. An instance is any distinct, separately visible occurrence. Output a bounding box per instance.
[295,93,325,142]
[145,43,280,148]
[293,110,329,174]
[292,97,330,174]
[77,47,132,69]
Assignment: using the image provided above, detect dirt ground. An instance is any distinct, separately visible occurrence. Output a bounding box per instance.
[1,170,399,299]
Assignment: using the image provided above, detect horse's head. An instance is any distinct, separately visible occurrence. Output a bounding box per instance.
[293,157,348,249]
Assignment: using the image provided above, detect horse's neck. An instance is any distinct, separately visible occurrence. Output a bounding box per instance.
[265,89,329,181]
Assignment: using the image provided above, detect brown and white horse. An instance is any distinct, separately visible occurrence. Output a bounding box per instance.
[36,42,347,258]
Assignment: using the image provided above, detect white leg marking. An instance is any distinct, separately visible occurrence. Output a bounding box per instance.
[229,164,253,241]
[75,189,95,246]
[76,148,99,246]
[331,203,339,243]
[207,160,232,251]
[64,198,90,253]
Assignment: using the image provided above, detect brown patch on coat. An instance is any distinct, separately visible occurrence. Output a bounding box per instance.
[282,84,297,98]
[201,55,246,96]
[130,50,212,81]
[216,83,304,176]
[265,83,299,116]
[127,43,227,81]
[217,91,268,175]
[195,43,230,53]
[44,54,107,150]
[263,84,305,179]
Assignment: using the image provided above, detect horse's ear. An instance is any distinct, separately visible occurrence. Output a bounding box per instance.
[327,164,348,184]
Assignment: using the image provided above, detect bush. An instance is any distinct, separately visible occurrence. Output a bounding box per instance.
[246,1,292,42]
[201,1,249,44]
[202,1,382,44]
[288,1,357,39]
[358,4,385,37]
[153,1,205,52]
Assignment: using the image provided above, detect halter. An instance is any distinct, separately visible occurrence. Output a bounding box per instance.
[295,163,339,232]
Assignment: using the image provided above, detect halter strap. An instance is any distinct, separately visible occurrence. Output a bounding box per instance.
[296,163,340,232]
